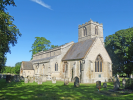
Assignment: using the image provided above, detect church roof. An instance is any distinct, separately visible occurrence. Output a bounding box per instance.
[30,55,57,63]
[22,61,34,70]
[62,38,96,61]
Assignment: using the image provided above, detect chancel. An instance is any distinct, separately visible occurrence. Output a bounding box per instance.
[20,19,112,83]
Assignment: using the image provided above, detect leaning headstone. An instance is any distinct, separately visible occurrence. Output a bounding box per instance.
[114,76,120,91]
[38,76,42,85]
[122,78,126,88]
[6,75,12,83]
[96,81,101,89]
[29,77,33,83]
[52,77,56,83]
[64,78,69,85]
[24,77,28,83]
[74,77,80,87]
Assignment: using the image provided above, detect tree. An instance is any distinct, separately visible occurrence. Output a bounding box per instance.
[14,62,21,74]
[50,45,58,49]
[29,37,59,60]
[105,27,133,76]
[0,0,21,72]
[29,37,51,60]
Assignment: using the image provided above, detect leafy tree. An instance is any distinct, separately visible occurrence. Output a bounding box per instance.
[29,37,59,60]
[0,0,21,72]
[29,37,51,60]
[14,62,21,74]
[105,27,133,76]
[50,45,58,49]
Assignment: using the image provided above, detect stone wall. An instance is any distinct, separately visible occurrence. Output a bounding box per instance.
[83,37,112,83]
[22,70,34,77]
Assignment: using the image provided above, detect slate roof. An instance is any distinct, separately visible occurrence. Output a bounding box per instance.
[62,38,96,61]
[30,55,57,62]
[22,61,34,70]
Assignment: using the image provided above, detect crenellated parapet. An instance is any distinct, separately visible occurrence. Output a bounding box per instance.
[78,19,103,29]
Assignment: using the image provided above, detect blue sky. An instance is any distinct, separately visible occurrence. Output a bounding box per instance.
[5,0,133,67]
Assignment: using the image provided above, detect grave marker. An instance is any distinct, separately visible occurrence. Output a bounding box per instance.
[38,76,42,84]
[24,77,28,83]
[74,77,79,87]
[52,77,56,83]
[64,78,69,85]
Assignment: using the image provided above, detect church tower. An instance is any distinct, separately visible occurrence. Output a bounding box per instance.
[78,19,104,44]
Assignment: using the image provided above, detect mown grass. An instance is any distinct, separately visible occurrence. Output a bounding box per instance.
[0,78,133,100]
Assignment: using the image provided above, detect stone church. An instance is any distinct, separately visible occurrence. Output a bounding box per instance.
[20,19,112,83]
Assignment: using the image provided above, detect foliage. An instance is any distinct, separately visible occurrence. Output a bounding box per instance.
[14,62,21,74]
[105,27,133,75]
[1,62,21,74]
[50,45,58,49]
[29,37,58,60]
[0,0,21,72]
[0,79,133,100]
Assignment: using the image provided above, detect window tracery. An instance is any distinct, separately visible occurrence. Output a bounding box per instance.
[95,55,102,72]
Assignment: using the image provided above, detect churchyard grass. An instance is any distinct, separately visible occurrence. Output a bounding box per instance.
[0,78,133,100]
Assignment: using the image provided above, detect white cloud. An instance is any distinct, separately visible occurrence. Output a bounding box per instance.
[31,0,52,10]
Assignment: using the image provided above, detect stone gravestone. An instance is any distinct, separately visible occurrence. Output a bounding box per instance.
[33,76,35,82]
[15,75,20,82]
[35,76,38,82]
[64,78,69,85]
[114,76,120,91]
[29,77,33,83]
[20,76,24,81]
[38,76,42,85]
[122,78,126,88]
[130,74,133,79]
[52,77,56,83]
[108,78,111,82]
[11,76,15,82]
[103,80,107,88]
[42,75,47,82]
[6,75,12,83]
[96,81,101,91]
[24,77,28,83]
[74,77,80,87]
[3,75,6,79]
[14,75,17,82]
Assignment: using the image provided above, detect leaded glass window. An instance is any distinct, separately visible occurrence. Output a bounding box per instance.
[95,55,102,72]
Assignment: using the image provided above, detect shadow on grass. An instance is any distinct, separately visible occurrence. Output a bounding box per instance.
[0,79,133,100]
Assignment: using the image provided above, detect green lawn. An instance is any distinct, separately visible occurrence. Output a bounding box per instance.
[0,78,133,100]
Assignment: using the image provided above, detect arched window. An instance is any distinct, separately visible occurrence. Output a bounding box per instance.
[55,62,58,71]
[83,26,87,36]
[95,26,98,35]
[95,55,102,72]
